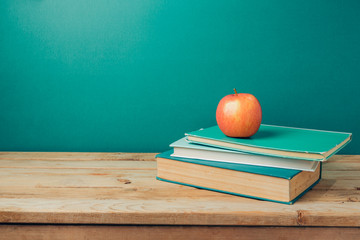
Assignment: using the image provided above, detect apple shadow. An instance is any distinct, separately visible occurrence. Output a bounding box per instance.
[230,129,285,140]
[250,129,283,140]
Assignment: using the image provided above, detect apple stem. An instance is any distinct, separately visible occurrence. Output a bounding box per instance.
[233,88,238,95]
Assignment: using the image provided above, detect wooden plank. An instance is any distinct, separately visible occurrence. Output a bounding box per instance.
[0,152,157,161]
[0,159,157,169]
[326,155,360,162]
[1,198,360,226]
[0,176,359,202]
[323,161,360,171]
[322,171,360,180]
[0,186,359,203]
[0,154,356,167]
[2,158,360,171]
[0,157,355,179]
[0,169,358,203]
[1,225,360,240]
[0,153,356,162]
[6,161,354,171]
[299,189,360,202]
[0,166,357,202]
[0,153,359,227]
[0,185,243,200]
[315,179,360,190]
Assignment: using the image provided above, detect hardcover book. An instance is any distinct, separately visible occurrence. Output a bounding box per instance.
[185,124,352,161]
[170,137,319,172]
[156,150,321,204]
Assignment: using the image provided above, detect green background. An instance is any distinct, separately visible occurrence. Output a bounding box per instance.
[0,0,359,153]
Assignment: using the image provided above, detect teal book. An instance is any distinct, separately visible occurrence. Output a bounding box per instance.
[185,124,352,161]
[156,150,321,204]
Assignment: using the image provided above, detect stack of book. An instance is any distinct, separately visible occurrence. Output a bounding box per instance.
[156,124,352,204]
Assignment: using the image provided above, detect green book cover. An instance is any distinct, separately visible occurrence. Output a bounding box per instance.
[156,150,322,204]
[185,124,352,161]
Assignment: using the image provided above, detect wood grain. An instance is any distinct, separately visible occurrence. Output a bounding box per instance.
[1,225,360,240]
[0,153,359,227]
[0,152,157,161]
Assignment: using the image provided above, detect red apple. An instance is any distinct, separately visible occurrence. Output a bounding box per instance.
[216,89,262,138]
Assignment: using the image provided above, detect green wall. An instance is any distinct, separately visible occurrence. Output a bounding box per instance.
[0,0,359,153]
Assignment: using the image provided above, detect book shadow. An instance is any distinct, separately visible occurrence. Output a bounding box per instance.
[301,179,337,202]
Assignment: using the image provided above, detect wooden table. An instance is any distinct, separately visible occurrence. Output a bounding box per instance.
[0,153,359,239]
